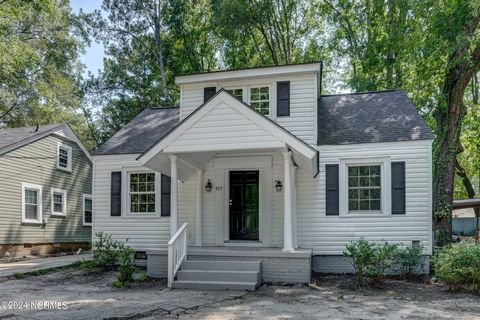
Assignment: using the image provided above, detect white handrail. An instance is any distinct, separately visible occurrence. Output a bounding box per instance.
[167,223,188,288]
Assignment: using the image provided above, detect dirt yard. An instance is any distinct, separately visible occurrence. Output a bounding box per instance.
[0,269,478,319]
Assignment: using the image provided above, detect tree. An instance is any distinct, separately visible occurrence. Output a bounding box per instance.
[0,0,83,126]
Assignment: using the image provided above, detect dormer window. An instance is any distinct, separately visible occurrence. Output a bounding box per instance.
[226,88,244,101]
[57,142,72,172]
[249,86,270,115]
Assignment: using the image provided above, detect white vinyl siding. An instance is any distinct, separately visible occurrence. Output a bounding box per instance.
[297,140,433,255]
[93,154,171,250]
[179,73,317,144]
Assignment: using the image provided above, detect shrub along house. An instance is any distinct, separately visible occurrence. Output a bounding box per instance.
[93,62,433,290]
[0,124,93,257]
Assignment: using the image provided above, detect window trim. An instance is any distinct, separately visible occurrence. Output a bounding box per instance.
[51,188,67,216]
[248,85,271,116]
[83,194,93,226]
[56,142,72,172]
[126,170,161,216]
[21,182,43,224]
[338,157,391,216]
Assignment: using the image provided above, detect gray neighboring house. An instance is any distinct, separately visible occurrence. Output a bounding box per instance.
[0,124,93,257]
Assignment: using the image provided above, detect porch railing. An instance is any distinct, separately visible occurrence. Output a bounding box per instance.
[167,223,188,288]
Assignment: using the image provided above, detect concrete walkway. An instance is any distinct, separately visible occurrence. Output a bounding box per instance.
[0,254,91,277]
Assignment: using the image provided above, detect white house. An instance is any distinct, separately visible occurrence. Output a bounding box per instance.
[92,62,433,290]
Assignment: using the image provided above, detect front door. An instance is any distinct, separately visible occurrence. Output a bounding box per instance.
[229,171,259,241]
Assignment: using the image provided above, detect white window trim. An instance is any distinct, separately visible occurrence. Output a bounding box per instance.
[124,170,161,216]
[51,188,67,216]
[248,84,271,116]
[83,194,93,226]
[57,142,72,172]
[21,182,43,224]
[338,157,392,216]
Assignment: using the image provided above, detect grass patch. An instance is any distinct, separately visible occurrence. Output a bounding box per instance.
[14,272,25,279]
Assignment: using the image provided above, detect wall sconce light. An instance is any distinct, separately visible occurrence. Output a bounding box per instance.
[275,180,283,192]
[205,179,213,192]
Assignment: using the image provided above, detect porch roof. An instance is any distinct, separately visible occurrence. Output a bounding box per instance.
[137,90,319,179]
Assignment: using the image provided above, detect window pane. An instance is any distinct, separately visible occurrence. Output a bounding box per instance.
[85,198,92,211]
[146,182,155,192]
[359,200,369,210]
[348,177,358,187]
[359,166,369,176]
[25,204,37,220]
[348,166,359,176]
[348,189,359,200]
[59,148,68,168]
[370,188,381,199]
[370,176,381,187]
[370,200,381,210]
[84,210,92,223]
[359,177,370,187]
[360,189,369,200]
[147,204,155,213]
[250,86,269,115]
[370,166,381,175]
[25,189,37,205]
[349,200,359,211]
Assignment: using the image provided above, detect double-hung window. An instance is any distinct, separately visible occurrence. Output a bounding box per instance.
[83,194,92,226]
[249,86,270,115]
[348,165,381,212]
[57,142,72,172]
[22,183,42,223]
[129,172,156,214]
[51,188,67,216]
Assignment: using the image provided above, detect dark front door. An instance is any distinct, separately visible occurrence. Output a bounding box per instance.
[229,171,259,241]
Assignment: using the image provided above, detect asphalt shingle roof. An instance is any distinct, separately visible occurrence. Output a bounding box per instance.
[317,90,434,145]
[93,107,180,155]
[0,124,64,152]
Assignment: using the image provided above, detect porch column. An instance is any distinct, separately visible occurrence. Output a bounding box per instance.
[195,169,203,246]
[291,165,298,248]
[282,150,294,252]
[170,155,178,237]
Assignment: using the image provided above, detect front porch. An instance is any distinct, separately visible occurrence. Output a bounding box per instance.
[137,91,318,288]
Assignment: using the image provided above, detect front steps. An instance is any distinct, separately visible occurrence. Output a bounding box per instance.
[172,260,262,291]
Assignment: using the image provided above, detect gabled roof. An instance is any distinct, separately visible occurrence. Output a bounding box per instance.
[138,89,319,177]
[0,124,63,151]
[0,123,92,161]
[317,90,434,145]
[93,107,180,155]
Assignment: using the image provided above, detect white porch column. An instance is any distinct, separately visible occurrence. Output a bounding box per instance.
[291,165,298,248]
[282,150,294,252]
[195,169,203,246]
[170,155,178,237]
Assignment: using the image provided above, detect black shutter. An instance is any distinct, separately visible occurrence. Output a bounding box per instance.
[110,171,122,216]
[391,162,406,214]
[325,164,339,215]
[204,87,216,103]
[277,81,290,116]
[161,174,171,217]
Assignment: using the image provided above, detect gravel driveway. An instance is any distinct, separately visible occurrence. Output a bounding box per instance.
[0,269,478,319]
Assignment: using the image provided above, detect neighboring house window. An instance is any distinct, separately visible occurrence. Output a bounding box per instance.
[129,172,156,214]
[348,165,381,212]
[83,194,92,226]
[226,88,243,101]
[57,142,72,172]
[51,188,67,216]
[249,86,270,115]
[22,182,43,223]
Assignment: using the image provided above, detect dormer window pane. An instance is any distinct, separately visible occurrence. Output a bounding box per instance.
[226,88,243,101]
[59,148,68,168]
[249,86,270,115]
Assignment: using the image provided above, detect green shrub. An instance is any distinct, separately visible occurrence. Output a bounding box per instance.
[14,272,25,279]
[343,239,398,286]
[397,244,425,277]
[92,232,125,270]
[136,271,148,282]
[117,246,136,284]
[435,242,480,293]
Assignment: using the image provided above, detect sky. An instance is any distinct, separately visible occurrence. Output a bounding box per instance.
[70,0,105,75]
